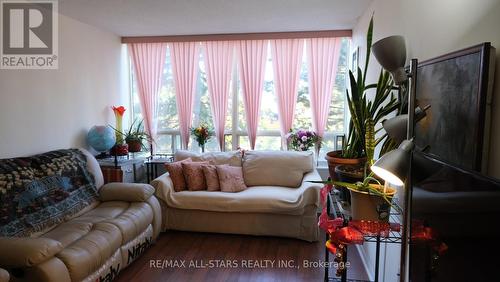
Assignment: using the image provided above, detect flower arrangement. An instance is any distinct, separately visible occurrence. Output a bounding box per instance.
[111,119,153,153]
[190,123,213,152]
[286,129,321,151]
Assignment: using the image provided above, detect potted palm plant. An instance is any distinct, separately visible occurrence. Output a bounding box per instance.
[326,15,399,184]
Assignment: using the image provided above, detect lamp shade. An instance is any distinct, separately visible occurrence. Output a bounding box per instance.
[382,106,430,144]
[382,115,408,143]
[372,35,407,84]
[371,140,414,186]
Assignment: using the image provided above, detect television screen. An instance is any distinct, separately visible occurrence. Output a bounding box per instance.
[410,43,499,281]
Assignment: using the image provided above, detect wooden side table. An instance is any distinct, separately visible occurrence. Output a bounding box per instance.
[97,156,147,183]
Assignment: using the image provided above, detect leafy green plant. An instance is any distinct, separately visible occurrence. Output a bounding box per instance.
[312,116,401,212]
[341,15,400,159]
[111,119,153,150]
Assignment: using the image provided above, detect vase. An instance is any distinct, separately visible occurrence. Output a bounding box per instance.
[112,107,125,144]
[200,143,205,153]
[325,150,367,181]
[349,184,396,221]
[334,165,364,204]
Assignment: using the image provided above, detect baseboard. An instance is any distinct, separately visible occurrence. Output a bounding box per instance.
[355,244,375,281]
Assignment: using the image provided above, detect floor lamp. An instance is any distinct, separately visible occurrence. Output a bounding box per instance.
[370,35,419,282]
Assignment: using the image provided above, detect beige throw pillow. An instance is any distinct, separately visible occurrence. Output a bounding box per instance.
[242,150,313,187]
[174,150,243,166]
[165,158,192,192]
[182,161,209,191]
[216,165,247,193]
[202,164,220,191]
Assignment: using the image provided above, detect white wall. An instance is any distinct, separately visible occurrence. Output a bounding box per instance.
[0,14,129,158]
[352,0,500,280]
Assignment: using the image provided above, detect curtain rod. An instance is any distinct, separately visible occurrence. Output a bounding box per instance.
[121,30,352,43]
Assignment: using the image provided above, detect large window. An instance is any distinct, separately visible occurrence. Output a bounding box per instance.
[130,38,349,162]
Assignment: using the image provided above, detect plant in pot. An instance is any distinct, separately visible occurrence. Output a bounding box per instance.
[112,119,153,153]
[326,16,400,206]
[315,118,401,221]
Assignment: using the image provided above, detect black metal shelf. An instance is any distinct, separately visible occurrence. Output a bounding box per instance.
[324,190,402,282]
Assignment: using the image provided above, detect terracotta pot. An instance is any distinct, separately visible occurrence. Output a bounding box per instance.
[127,140,142,153]
[349,184,396,222]
[335,165,364,204]
[325,150,366,181]
[110,144,128,156]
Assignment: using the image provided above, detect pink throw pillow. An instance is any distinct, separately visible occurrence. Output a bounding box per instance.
[182,161,209,191]
[165,158,192,192]
[202,164,220,191]
[216,165,247,193]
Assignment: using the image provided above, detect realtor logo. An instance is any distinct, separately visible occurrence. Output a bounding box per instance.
[1,0,58,69]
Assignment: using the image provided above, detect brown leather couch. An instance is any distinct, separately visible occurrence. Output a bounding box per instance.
[0,149,161,282]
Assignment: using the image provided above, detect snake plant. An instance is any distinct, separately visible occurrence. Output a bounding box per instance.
[341,15,400,159]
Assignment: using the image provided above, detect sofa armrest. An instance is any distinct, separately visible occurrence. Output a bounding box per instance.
[99,182,155,202]
[298,170,323,207]
[151,173,174,203]
[0,237,62,268]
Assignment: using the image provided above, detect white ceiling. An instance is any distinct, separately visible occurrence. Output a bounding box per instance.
[58,0,372,37]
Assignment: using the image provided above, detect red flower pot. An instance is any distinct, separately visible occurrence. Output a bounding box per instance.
[110,144,128,156]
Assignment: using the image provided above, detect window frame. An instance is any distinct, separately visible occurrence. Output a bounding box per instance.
[128,39,350,165]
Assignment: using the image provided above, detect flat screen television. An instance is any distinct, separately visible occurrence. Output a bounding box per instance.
[409,43,499,281]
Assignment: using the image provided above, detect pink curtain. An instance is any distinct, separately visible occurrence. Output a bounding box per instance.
[306,38,342,138]
[237,40,268,150]
[170,42,200,149]
[128,43,167,148]
[202,41,234,151]
[270,39,304,148]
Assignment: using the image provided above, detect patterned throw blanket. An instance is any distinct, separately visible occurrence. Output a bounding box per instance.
[0,149,99,236]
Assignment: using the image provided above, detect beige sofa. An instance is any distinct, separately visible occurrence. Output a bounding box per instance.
[0,149,161,282]
[152,150,321,242]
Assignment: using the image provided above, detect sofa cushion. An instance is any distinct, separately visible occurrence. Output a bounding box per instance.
[42,201,154,247]
[182,161,209,191]
[216,165,247,193]
[202,165,220,191]
[165,158,192,192]
[55,222,122,282]
[175,150,242,166]
[157,171,322,215]
[242,150,314,187]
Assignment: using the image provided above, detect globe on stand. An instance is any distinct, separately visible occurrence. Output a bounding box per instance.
[87,125,116,159]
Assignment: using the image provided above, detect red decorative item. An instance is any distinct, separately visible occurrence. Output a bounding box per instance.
[110,143,128,156]
[349,220,400,237]
[411,220,448,256]
[112,106,126,116]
